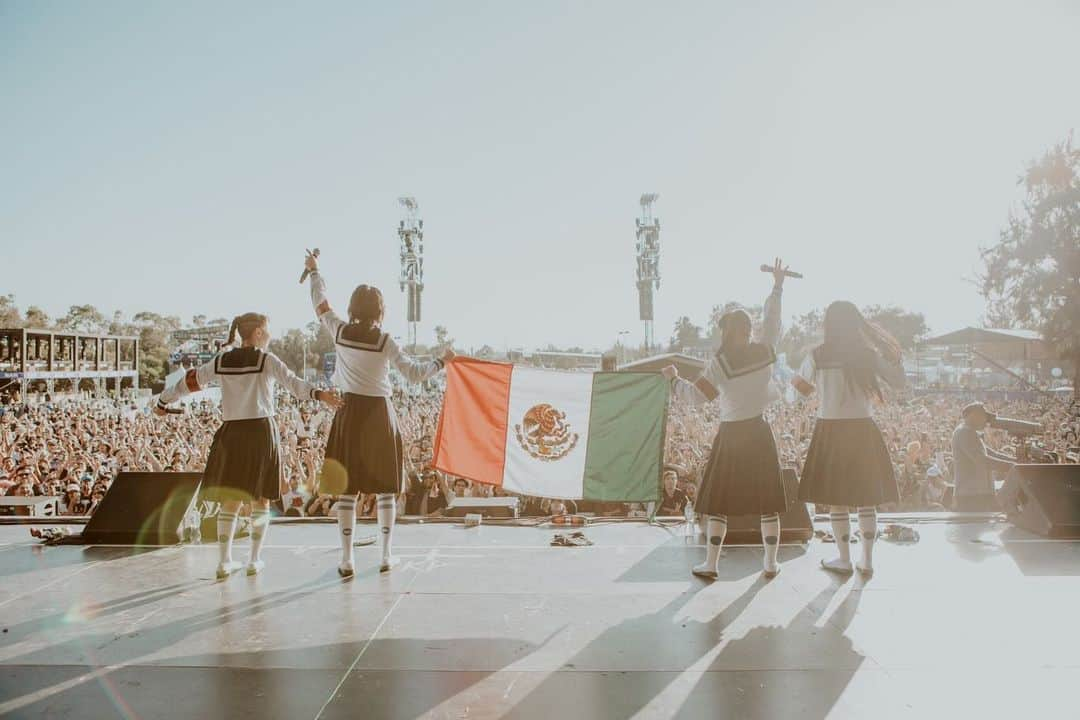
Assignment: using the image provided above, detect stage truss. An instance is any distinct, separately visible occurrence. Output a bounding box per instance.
[397,196,424,349]
[635,193,661,350]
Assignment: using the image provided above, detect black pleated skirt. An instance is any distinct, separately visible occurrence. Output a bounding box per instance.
[322,393,403,496]
[201,417,282,502]
[797,417,899,508]
[697,415,787,517]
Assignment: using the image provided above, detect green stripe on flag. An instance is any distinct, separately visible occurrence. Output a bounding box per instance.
[582,373,669,502]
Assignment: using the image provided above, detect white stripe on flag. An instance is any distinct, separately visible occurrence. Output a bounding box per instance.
[501,367,593,499]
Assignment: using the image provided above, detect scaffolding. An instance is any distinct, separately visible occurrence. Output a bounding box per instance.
[635,193,661,350]
[398,196,424,349]
[0,328,139,398]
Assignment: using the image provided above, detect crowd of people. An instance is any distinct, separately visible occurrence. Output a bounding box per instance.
[1,376,1076,519]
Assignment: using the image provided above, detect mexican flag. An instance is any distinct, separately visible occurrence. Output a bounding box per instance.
[432,359,669,501]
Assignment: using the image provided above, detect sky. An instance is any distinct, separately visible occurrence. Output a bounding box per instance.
[3,1,1078,351]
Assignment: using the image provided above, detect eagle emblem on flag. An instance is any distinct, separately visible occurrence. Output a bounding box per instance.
[515,403,579,461]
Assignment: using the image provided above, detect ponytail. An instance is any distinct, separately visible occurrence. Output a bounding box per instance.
[226,313,268,347]
[226,317,240,346]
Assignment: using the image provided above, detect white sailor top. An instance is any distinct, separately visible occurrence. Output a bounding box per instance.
[158,347,319,422]
[672,285,782,422]
[309,271,444,397]
[794,346,906,420]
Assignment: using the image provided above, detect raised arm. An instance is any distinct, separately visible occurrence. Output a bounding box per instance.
[305,251,346,337]
[757,257,788,348]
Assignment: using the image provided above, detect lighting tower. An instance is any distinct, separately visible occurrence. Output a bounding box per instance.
[397,196,424,349]
[635,193,661,351]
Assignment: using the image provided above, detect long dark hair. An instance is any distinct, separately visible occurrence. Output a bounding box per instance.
[348,285,384,330]
[821,301,901,401]
[226,312,268,346]
[717,308,753,358]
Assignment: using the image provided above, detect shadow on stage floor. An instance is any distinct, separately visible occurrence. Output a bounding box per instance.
[0,545,163,580]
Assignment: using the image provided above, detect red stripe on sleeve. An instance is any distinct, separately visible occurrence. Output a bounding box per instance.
[693,376,720,401]
[184,369,201,393]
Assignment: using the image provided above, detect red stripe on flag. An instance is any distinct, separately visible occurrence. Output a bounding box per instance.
[184,369,200,393]
[432,358,513,487]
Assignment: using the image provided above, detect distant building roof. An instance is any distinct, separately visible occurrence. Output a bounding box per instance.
[923,327,1043,346]
[618,352,705,375]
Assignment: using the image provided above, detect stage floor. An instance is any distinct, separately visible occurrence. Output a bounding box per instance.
[0,519,1077,720]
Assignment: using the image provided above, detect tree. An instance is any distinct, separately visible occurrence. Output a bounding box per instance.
[433,325,454,350]
[131,311,183,388]
[669,316,702,352]
[56,304,108,334]
[0,294,22,328]
[269,329,311,375]
[861,305,928,351]
[23,305,50,329]
[777,309,823,370]
[980,134,1080,394]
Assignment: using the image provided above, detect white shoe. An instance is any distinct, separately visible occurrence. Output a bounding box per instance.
[246,560,265,576]
[379,557,400,573]
[856,562,874,576]
[216,560,242,579]
[692,563,718,580]
[763,565,781,579]
[338,561,355,578]
[820,558,854,575]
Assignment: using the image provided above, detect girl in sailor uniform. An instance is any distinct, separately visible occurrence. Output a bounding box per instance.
[156,313,342,579]
[792,301,905,576]
[663,259,790,580]
[304,252,455,577]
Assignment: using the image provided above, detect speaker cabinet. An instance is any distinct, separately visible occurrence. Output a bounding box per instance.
[999,464,1080,539]
[723,468,814,544]
[81,472,203,545]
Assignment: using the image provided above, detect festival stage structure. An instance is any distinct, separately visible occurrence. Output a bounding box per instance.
[635,193,661,351]
[0,328,138,398]
[168,324,230,372]
[398,196,425,350]
[1,517,1077,718]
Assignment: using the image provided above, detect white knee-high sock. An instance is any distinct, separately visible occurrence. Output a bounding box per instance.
[830,512,852,566]
[336,495,357,565]
[857,507,877,570]
[217,510,238,565]
[249,507,270,563]
[761,513,780,572]
[704,515,727,569]
[376,493,396,562]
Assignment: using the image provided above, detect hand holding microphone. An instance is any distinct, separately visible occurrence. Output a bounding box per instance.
[300,248,321,284]
[761,257,802,286]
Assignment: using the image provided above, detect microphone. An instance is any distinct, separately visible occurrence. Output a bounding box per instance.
[299,248,321,284]
[760,264,803,279]
[987,414,1043,437]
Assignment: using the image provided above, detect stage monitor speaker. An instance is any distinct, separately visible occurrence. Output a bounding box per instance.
[81,472,203,545]
[724,468,814,544]
[444,497,518,518]
[999,464,1080,539]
